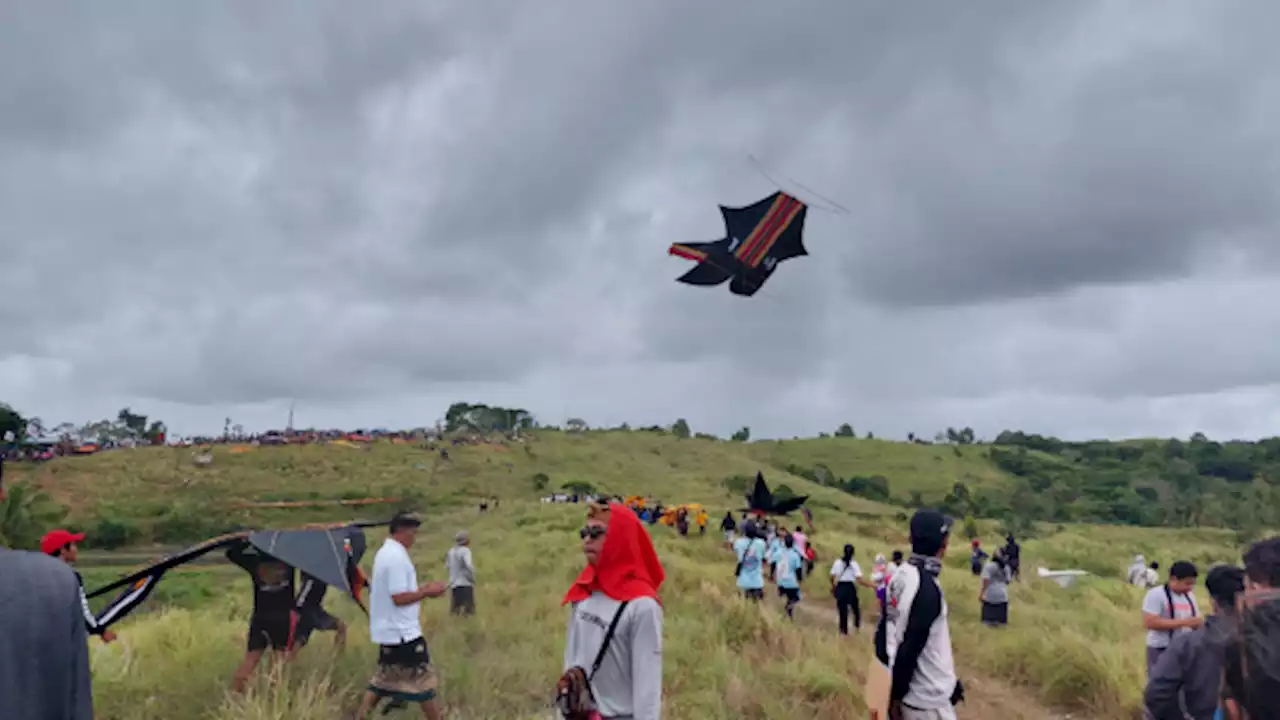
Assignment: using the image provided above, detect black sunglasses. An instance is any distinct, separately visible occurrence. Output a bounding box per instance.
[579,526,606,540]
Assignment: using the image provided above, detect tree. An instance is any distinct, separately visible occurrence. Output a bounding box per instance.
[730,427,750,442]
[117,408,147,438]
[0,482,68,550]
[78,419,124,444]
[671,418,691,439]
[834,423,855,437]
[0,403,26,441]
[565,418,588,433]
[444,402,535,433]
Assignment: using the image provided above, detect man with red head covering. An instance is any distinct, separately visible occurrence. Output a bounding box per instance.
[560,501,664,720]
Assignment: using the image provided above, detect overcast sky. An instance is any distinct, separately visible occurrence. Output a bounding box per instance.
[3,0,1280,442]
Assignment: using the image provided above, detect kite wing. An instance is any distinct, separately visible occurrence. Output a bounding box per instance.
[771,495,809,516]
[248,525,368,596]
[670,192,809,296]
[82,532,246,630]
[669,240,734,286]
[742,471,775,515]
[85,532,245,600]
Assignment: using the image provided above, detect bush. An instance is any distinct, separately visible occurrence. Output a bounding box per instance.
[532,473,550,491]
[88,515,142,550]
[561,481,596,495]
[0,481,68,550]
[721,474,753,496]
[152,503,232,545]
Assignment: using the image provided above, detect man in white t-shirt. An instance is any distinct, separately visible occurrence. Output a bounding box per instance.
[1141,560,1203,679]
[355,512,448,720]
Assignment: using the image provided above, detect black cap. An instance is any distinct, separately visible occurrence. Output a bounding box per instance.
[389,511,423,533]
[1205,564,1246,604]
[910,509,952,555]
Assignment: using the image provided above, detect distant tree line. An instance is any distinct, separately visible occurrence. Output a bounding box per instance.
[1,402,167,447]
[10,396,1280,538]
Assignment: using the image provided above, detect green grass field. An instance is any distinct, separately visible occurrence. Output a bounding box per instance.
[6,433,1261,718]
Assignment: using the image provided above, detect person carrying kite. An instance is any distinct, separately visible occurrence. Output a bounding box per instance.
[226,534,298,694]
[291,569,348,655]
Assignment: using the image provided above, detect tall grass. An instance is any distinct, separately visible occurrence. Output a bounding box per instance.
[19,436,1252,718]
[88,500,1248,719]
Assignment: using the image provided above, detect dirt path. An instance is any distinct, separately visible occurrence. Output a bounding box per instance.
[782,597,1091,720]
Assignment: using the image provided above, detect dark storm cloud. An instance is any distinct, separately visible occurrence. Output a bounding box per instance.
[3,0,1280,440]
[843,1,1280,307]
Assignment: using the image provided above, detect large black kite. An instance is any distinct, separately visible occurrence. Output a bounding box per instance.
[85,520,382,629]
[669,191,809,297]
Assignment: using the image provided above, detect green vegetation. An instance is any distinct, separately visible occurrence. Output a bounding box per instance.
[6,397,1280,544]
[76,481,1248,720]
[1,400,1275,717]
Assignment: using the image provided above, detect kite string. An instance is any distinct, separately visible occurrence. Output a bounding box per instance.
[746,154,851,215]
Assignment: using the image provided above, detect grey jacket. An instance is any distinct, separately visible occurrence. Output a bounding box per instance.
[0,548,95,720]
[1144,614,1233,720]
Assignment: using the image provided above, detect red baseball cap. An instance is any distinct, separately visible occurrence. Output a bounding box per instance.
[40,529,86,556]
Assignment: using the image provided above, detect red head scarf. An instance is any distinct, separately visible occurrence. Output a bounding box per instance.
[562,502,665,606]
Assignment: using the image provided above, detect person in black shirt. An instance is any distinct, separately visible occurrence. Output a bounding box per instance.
[291,570,347,655]
[226,538,296,693]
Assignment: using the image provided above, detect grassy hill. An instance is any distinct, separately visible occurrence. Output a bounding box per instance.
[0,432,1268,718]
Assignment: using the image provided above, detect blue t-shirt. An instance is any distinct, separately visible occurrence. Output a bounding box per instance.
[775,548,803,590]
[767,538,783,564]
[734,537,767,590]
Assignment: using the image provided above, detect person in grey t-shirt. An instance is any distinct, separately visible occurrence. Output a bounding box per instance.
[1142,560,1203,677]
[445,530,475,616]
[0,474,95,719]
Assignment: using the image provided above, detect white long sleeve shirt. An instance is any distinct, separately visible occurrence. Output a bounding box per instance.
[563,592,663,720]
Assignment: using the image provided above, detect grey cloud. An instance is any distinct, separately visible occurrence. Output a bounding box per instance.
[4,0,1280,441]
[844,2,1280,307]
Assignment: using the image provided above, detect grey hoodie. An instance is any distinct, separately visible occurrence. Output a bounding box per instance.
[0,548,95,720]
[563,592,663,720]
[1144,614,1234,720]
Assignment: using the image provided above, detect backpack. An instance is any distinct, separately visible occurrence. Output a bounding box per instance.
[1163,584,1197,637]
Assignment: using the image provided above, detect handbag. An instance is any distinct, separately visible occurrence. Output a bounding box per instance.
[555,601,630,720]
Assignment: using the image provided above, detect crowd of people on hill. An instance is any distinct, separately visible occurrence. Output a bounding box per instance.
[3,440,1278,720]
